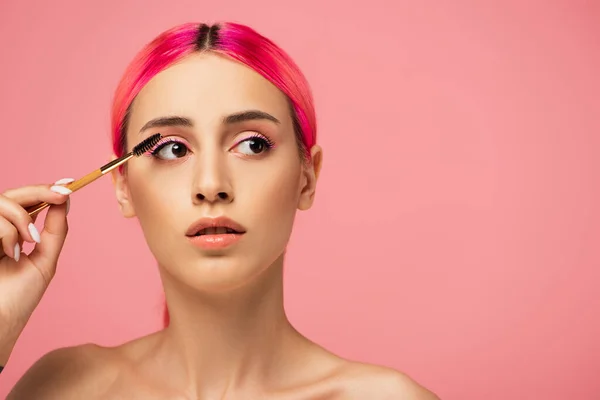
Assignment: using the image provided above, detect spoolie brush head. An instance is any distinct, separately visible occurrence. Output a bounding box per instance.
[132,133,162,156]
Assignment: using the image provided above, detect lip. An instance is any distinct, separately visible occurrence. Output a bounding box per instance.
[186,216,246,250]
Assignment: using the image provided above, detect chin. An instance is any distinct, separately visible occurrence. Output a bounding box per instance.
[167,257,273,293]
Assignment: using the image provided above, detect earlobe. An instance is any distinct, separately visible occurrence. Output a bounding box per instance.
[110,155,136,218]
[298,145,323,211]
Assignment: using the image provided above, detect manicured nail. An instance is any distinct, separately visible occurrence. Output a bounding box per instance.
[28,223,41,243]
[50,185,72,195]
[66,198,70,216]
[14,243,20,262]
[54,178,75,185]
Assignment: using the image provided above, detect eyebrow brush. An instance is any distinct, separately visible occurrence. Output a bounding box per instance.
[26,133,162,217]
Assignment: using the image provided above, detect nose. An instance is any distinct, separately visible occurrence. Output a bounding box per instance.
[192,153,234,205]
[196,191,230,202]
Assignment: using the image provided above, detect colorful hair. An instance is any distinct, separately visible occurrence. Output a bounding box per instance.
[110,22,317,327]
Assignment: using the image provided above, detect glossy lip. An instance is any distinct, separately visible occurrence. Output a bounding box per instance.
[186,216,246,250]
[185,216,247,236]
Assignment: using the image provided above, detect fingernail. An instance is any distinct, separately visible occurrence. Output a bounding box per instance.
[54,178,75,185]
[50,185,72,195]
[28,223,41,243]
[14,243,20,262]
[66,198,70,216]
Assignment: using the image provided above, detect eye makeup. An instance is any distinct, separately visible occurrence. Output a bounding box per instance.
[145,130,277,162]
[149,137,188,155]
[230,132,275,150]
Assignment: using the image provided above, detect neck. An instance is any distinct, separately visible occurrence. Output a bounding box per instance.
[157,254,304,397]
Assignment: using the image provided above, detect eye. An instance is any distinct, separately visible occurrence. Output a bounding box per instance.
[232,134,274,156]
[150,139,190,160]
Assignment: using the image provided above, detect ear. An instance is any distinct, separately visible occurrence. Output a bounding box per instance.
[298,145,323,211]
[110,155,136,218]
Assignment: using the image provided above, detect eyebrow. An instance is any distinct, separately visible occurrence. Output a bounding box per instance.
[223,110,280,125]
[139,116,193,133]
[139,110,280,134]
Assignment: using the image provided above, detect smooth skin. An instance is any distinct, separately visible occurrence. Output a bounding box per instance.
[4,53,439,399]
[0,184,70,364]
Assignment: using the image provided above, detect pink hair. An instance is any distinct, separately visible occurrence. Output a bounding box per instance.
[109,22,317,327]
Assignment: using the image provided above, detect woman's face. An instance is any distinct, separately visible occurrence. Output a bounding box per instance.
[113,53,321,292]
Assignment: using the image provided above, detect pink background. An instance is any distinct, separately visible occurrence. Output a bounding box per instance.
[1,1,599,398]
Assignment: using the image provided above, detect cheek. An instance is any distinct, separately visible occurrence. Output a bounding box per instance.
[266,169,301,208]
[247,158,300,209]
[240,157,302,243]
[126,164,189,236]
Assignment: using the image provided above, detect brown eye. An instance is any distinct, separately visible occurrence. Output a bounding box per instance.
[152,141,189,160]
[248,138,266,153]
[233,136,274,155]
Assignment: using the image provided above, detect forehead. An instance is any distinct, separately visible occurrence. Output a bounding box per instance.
[128,52,291,131]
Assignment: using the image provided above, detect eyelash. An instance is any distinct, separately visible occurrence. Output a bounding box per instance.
[147,133,275,158]
[235,133,275,150]
[149,138,183,156]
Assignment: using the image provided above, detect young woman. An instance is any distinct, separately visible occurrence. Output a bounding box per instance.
[1,22,439,399]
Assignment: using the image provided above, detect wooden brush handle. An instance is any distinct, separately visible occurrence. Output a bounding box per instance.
[24,151,133,218]
[65,169,103,192]
[26,169,103,217]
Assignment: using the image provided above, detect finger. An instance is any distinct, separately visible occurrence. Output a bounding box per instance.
[3,183,72,208]
[26,179,73,225]
[28,202,68,280]
[0,217,20,261]
[0,195,40,244]
[16,209,41,250]
[0,184,71,243]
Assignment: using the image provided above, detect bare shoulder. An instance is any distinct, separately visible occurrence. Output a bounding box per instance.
[7,343,119,400]
[334,362,440,400]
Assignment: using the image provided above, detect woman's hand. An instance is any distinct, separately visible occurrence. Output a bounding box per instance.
[0,180,72,365]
